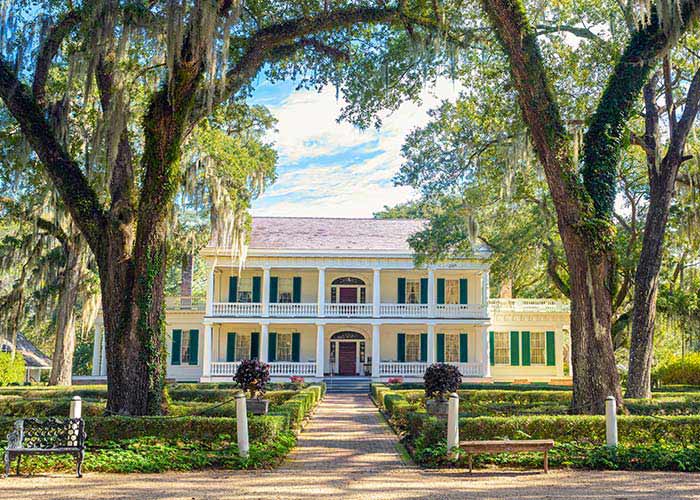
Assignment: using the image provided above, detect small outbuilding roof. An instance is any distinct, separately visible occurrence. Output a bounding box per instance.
[0,333,51,369]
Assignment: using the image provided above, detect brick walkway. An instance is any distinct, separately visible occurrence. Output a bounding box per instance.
[3,394,700,499]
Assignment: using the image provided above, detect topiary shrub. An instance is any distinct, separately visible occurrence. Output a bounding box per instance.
[234,359,270,399]
[423,363,461,401]
[654,354,700,386]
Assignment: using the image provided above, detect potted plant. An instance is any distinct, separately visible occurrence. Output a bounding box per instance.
[234,359,271,415]
[423,363,462,417]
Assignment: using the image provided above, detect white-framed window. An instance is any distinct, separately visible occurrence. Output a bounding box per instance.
[531,332,546,365]
[444,334,460,362]
[236,333,251,361]
[494,332,510,364]
[238,277,253,303]
[445,279,460,304]
[181,330,191,363]
[278,278,293,303]
[406,279,421,304]
[277,333,293,361]
[405,333,421,362]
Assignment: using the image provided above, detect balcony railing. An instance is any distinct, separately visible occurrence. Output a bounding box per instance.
[446,362,483,377]
[435,304,487,318]
[488,298,570,313]
[164,296,206,311]
[210,361,316,377]
[211,302,261,317]
[211,361,240,376]
[380,303,429,318]
[379,362,428,376]
[324,303,373,317]
[268,303,318,317]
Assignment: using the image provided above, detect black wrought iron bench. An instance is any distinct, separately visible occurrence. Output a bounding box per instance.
[3,417,86,477]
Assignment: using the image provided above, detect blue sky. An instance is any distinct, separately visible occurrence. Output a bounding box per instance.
[249,79,461,217]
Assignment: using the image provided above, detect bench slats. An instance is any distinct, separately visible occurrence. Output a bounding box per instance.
[458,439,554,473]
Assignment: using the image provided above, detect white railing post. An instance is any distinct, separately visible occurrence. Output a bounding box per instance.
[235,392,249,458]
[373,268,381,318]
[371,324,381,378]
[316,324,325,378]
[605,396,618,447]
[447,392,459,451]
[317,267,325,318]
[70,396,82,419]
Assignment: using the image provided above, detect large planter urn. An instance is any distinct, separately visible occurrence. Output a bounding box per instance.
[246,398,270,415]
[426,398,449,417]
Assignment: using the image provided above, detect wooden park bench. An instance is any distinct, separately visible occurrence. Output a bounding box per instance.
[4,417,86,478]
[459,439,555,473]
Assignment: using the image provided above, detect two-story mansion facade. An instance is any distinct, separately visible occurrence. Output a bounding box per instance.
[90,218,571,383]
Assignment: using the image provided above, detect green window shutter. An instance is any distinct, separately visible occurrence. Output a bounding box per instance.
[420,333,428,362]
[521,331,531,366]
[226,332,237,362]
[397,333,406,362]
[293,277,302,303]
[188,329,199,365]
[459,333,469,363]
[291,332,301,362]
[397,278,406,304]
[268,332,277,362]
[437,333,445,362]
[437,279,445,304]
[228,276,238,302]
[250,332,260,359]
[459,278,468,304]
[171,329,182,365]
[269,277,278,303]
[489,331,495,366]
[252,276,261,302]
[510,331,520,366]
[420,278,428,304]
[546,331,556,366]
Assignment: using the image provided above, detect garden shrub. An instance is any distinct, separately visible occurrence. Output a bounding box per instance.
[0,353,25,386]
[655,354,700,386]
[424,364,461,401]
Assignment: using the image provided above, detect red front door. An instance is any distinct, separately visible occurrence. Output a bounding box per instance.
[338,342,357,375]
[339,287,358,303]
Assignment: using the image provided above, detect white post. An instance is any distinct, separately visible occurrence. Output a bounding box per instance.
[262,267,270,317]
[70,396,82,419]
[556,329,565,377]
[428,269,435,317]
[202,325,213,381]
[317,267,326,318]
[481,270,490,317]
[206,262,215,316]
[100,332,107,376]
[373,268,381,318]
[371,324,381,378]
[427,324,436,364]
[316,324,325,378]
[605,396,618,447]
[91,326,102,376]
[447,392,459,451]
[260,323,269,363]
[482,326,491,378]
[235,392,250,458]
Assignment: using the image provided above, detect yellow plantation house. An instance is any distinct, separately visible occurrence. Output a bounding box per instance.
[89,218,571,384]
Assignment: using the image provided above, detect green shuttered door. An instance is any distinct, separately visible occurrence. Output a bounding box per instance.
[459,278,468,304]
[228,276,238,302]
[436,333,445,362]
[489,331,495,366]
[510,331,520,366]
[459,333,468,362]
[171,329,181,365]
[546,331,556,366]
[292,332,300,362]
[250,332,260,359]
[521,331,531,366]
[397,333,405,362]
[188,330,199,365]
[420,333,428,362]
[420,278,428,304]
[437,278,445,304]
[252,277,261,302]
[269,277,278,303]
[268,332,277,362]
[293,277,302,303]
[397,278,406,304]
[226,332,236,362]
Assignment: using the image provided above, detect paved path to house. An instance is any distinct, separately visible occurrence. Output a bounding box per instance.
[3,394,700,499]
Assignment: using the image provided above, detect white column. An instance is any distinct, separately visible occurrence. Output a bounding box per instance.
[428,269,436,317]
[427,323,436,363]
[317,267,326,317]
[100,332,107,376]
[373,268,381,318]
[481,270,490,316]
[262,266,271,317]
[371,324,381,378]
[91,325,102,376]
[481,326,491,378]
[202,325,213,381]
[315,324,325,378]
[206,262,215,316]
[260,323,269,362]
[556,329,565,377]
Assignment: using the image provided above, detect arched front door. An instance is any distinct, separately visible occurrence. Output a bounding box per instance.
[330,331,365,376]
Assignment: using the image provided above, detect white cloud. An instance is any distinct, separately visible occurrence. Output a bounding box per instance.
[252,78,462,217]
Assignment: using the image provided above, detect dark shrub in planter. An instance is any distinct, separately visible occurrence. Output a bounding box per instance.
[424,363,461,416]
[234,360,271,415]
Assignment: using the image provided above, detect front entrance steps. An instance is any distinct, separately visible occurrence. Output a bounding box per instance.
[323,376,371,394]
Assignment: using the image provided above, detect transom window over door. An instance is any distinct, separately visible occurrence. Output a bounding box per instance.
[405,279,420,304]
[445,279,460,304]
[276,333,293,361]
[444,334,460,362]
[494,332,510,364]
[331,277,366,304]
[530,332,546,364]
[405,334,420,362]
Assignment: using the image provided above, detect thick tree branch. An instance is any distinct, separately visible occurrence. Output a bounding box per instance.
[535,23,603,42]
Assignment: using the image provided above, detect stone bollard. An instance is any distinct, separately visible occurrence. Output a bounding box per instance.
[447,392,459,451]
[70,396,82,419]
[605,396,618,447]
[235,393,250,458]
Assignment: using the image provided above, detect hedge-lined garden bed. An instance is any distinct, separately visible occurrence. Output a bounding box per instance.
[373,383,700,471]
[0,382,325,473]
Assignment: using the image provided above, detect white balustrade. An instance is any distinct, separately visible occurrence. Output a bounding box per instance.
[379,362,428,376]
[324,303,373,317]
[435,304,487,318]
[268,362,317,376]
[211,362,240,376]
[447,362,483,377]
[488,298,570,313]
[379,303,429,318]
[268,303,318,317]
[211,302,262,317]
